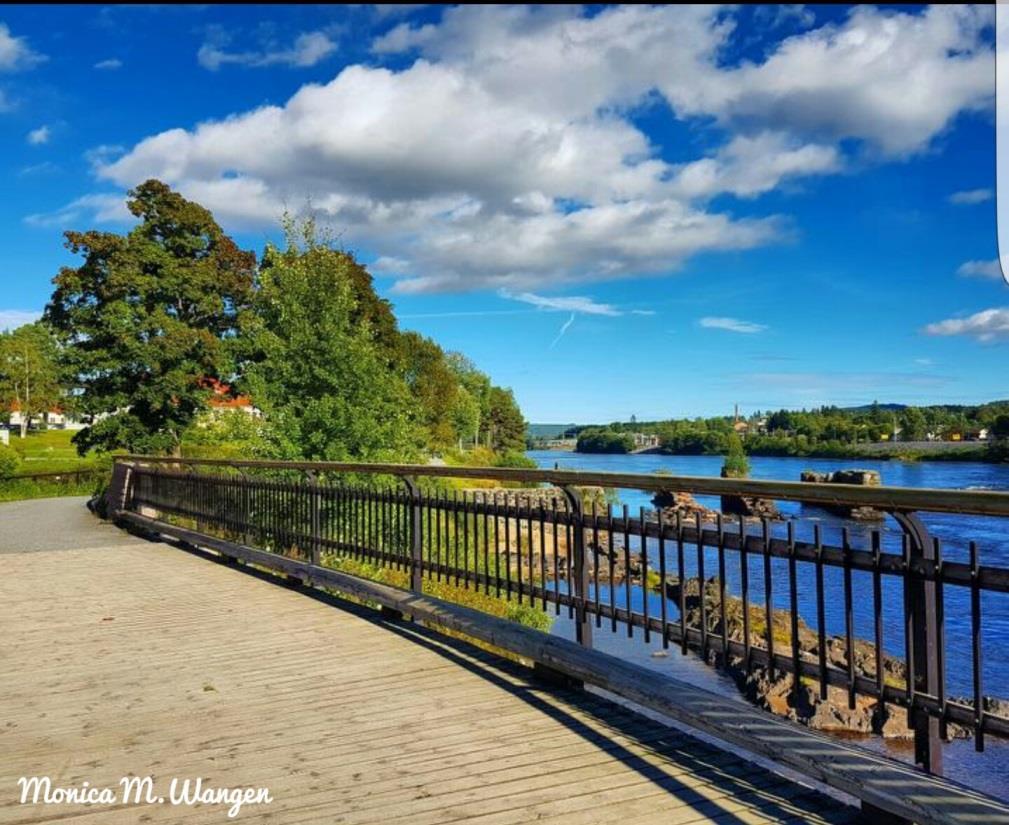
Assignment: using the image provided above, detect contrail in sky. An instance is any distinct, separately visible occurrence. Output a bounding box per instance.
[549,313,576,349]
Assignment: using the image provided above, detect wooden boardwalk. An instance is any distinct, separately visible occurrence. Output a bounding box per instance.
[0,498,859,824]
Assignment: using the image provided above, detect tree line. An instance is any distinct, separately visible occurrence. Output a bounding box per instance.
[571,401,1009,460]
[2,180,527,464]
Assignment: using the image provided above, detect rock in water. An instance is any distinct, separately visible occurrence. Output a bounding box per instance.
[800,468,884,520]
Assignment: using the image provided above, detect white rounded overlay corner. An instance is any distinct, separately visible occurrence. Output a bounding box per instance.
[997,0,1009,285]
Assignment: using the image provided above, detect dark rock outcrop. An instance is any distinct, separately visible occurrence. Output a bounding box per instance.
[800,469,884,520]
[662,576,982,740]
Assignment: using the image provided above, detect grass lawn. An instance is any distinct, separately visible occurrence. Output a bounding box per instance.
[7,429,107,475]
[1,430,109,502]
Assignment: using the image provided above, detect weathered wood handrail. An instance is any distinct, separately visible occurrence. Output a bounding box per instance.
[118,454,1009,516]
[116,509,1009,825]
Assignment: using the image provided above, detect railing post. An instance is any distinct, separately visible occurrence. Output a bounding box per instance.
[560,485,592,650]
[306,471,321,567]
[402,476,423,594]
[893,510,943,775]
[104,460,134,518]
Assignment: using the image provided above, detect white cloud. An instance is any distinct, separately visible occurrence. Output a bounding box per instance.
[699,316,768,334]
[664,4,993,157]
[18,161,58,176]
[94,58,123,70]
[502,291,623,316]
[26,125,49,145]
[923,308,1009,342]
[198,30,336,70]
[0,22,45,71]
[0,309,41,331]
[48,5,995,294]
[84,144,124,168]
[670,131,840,200]
[957,259,1004,280]
[949,188,992,205]
[24,193,130,228]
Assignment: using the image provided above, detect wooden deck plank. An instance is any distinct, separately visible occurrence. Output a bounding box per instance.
[0,500,858,825]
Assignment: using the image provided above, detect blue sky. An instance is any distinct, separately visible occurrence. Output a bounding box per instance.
[2,4,1007,422]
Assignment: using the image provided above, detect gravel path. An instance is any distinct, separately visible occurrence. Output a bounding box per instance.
[0,495,143,553]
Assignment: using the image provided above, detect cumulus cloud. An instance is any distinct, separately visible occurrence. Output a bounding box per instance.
[198,30,336,70]
[26,125,49,145]
[0,22,45,71]
[670,131,840,200]
[94,58,123,70]
[923,308,1009,342]
[699,316,768,334]
[957,259,1004,280]
[949,188,992,205]
[664,4,992,157]
[44,5,996,293]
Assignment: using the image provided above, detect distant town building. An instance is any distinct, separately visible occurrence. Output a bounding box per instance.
[8,403,87,431]
[630,433,660,449]
[201,378,261,419]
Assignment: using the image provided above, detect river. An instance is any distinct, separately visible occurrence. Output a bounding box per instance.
[526,450,1009,799]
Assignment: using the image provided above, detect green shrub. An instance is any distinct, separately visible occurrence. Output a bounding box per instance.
[0,444,21,479]
[493,450,537,469]
[721,433,750,478]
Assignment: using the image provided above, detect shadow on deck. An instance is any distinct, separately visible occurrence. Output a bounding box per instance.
[1,497,860,824]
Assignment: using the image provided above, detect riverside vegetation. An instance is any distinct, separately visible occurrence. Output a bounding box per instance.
[569,402,1009,462]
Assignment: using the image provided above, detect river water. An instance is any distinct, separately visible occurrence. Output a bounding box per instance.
[526,450,1009,799]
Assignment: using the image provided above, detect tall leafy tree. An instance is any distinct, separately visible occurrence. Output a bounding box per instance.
[243,228,423,462]
[486,386,526,453]
[0,322,64,438]
[45,180,257,455]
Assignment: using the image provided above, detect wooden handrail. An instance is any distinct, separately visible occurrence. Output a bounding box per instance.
[117,455,1009,517]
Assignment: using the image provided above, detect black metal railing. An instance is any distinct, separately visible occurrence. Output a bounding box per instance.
[115,456,1009,775]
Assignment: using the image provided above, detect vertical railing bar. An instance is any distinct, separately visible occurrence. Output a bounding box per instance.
[788,520,801,706]
[623,504,633,639]
[504,492,513,602]
[526,496,535,605]
[482,492,491,596]
[717,513,727,662]
[843,526,856,710]
[540,501,548,611]
[696,512,707,658]
[609,503,617,633]
[676,509,687,655]
[658,508,669,650]
[551,497,560,614]
[903,533,916,725]
[463,490,471,589]
[515,494,524,605]
[970,540,985,752]
[815,523,828,701]
[494,491,502,598]
[592,500,601,628]
[872,530,884,708]
[934,537,947,741]
[640,505,650,645]
[740,515,751,670]
[762,517,774,682]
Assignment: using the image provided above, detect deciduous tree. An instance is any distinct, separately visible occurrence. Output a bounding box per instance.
[45,180,256,455]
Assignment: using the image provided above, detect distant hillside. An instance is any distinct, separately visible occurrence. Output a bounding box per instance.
[840,403,906,413]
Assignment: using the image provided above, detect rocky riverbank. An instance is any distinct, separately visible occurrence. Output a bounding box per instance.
[665,576,1007,740]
